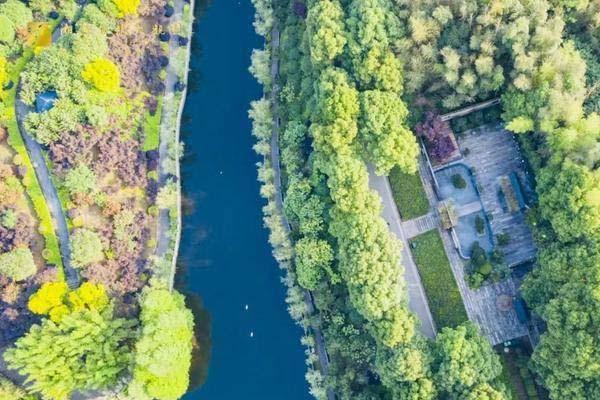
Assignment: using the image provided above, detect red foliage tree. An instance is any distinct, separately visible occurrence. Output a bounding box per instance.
[415,111,457,162]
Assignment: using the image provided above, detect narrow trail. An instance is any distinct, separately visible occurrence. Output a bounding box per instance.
[270,27,335,400]
[14,18,81,288]
[156,0,187,273]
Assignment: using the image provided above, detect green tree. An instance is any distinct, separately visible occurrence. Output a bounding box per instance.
[76,5,117,34]
[25,99,84,145]
[464,383,508,400]
[249,48,271,87]
[433,323,505,398]
[0,0,33,29]
[358,90,418,175]
[0,247,36,282]
[305,0,346,66]
[70,23,109,67]
[64,164,97,197]
[71,228,104,268]
[0,376,34,400]
[1,209,17,229]
[129,287,194,400]
[0,16,15,44]
[346,0,402,92]
[537,159,600,243]
[3,308,135,400]
[294,237,333,290]
[375,338,436,399]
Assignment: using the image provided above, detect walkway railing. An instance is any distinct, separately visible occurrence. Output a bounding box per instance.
[440,98,500,122]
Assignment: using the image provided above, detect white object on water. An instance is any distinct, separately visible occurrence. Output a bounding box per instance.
[250,331,254,338]
[244,304,249,310]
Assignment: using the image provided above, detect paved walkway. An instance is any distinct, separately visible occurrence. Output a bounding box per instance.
[14,19,81,288]
[15,101,78,288]
[369,167,437,339]
[156,0,188,286]
[270,29,333,394]
[440,98,500,121]
[269,27,333,399]
[456,201,482,218]
[402,212,438,239]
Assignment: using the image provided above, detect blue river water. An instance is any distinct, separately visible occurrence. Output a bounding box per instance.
[176,0,310,398]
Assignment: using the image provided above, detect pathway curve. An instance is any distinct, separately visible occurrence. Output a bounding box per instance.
[270,27,334,400]
[14,19,80,288]
[368,166,437,339]
[15,101,78,288]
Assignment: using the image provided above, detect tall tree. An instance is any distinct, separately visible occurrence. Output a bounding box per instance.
[4,308,135,400]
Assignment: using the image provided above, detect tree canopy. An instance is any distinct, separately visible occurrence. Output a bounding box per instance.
[129,287,194,400]
[4,308,136,400]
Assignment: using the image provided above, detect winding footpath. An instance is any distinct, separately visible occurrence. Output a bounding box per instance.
[14,21,79,288]
[15,101,78,288]
[270,27,335,400]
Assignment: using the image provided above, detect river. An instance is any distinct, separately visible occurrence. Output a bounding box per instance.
[175,0,310,398]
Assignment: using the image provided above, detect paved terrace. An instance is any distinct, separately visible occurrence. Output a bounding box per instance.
[416,124,535,345]
[457,124,537,266]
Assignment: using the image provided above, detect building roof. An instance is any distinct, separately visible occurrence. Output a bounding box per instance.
[35,91,58,113]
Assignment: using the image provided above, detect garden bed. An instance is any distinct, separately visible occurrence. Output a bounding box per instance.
[409,230,468,329]
[388,167,430,219]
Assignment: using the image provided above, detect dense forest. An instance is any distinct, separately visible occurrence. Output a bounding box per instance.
[0,0,195,399]
[250,0,600,399]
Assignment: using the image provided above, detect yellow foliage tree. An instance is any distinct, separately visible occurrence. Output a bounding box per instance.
[0,56,7,88]
[33,24,52,55]
[28,281,68,317]
[81,58,121,92]
[28,281,109,322]
[113,0,141,16]
[68,282,109,312]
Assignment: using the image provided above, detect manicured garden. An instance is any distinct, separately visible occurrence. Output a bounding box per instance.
[409,230,468,329]
[388,166,430,219]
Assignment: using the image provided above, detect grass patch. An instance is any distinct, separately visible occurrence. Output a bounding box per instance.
[142,97,163,151]
[388,166,429,219]
[409,230,468,329]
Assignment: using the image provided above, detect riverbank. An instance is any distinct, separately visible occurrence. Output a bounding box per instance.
[154,0,195,289]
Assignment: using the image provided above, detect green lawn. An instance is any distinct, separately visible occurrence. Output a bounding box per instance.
[142,97,163,151]
[409,230,468,329]
[388,167,430,219]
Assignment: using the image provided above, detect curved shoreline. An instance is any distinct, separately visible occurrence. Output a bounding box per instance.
[154,0,196,290]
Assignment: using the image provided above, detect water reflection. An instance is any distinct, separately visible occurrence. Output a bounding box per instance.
[182,290,212,391]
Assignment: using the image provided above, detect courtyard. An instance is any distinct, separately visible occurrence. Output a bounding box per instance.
[400,122,537,344]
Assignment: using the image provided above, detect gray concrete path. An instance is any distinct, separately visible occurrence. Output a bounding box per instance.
[368,167,437,339]
[456,201,483,217]
[402,212,439,239]
[14,18,81,288]
[156,0,188,282]
[15,100,78,288]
